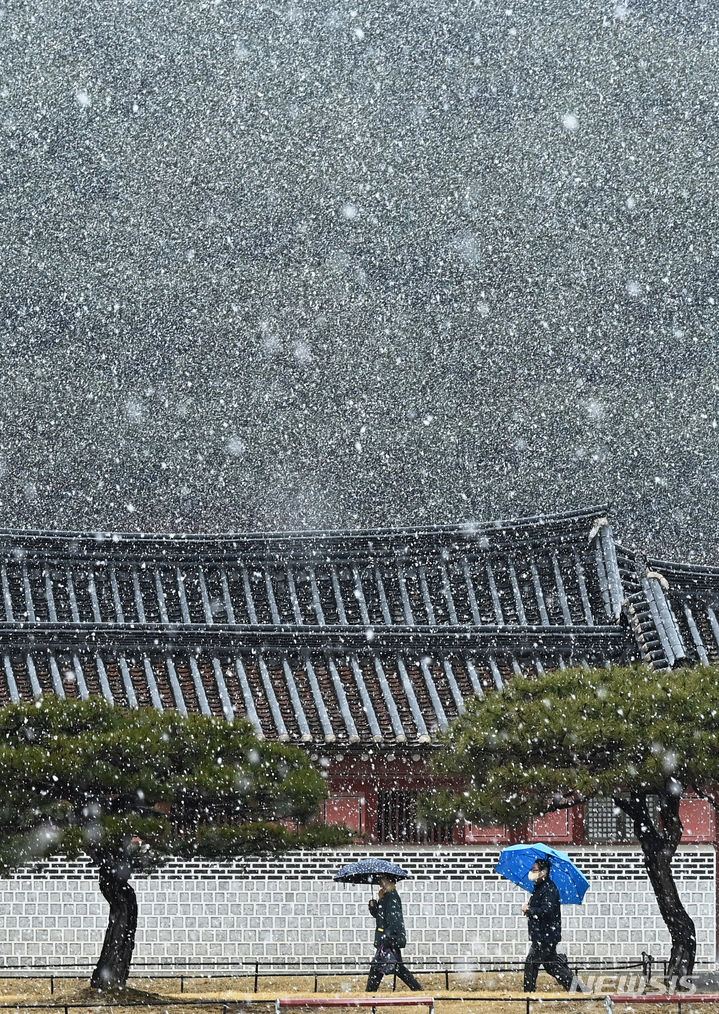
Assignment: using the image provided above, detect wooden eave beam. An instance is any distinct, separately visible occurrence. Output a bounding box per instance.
[0,621,629,660]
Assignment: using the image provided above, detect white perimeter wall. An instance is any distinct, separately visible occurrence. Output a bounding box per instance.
[0,847,714,972]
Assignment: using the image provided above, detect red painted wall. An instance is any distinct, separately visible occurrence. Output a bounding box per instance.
[324,795,366,834]
[679,797,715,842]
[322,753,718,845]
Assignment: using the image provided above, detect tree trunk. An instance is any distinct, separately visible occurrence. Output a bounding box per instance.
[90,862,138,991]
[618,791,696,987]
[641,843,696,985]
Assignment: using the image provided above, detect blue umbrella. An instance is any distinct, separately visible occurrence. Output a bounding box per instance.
[333,859,410,884]
[495,842,590,904]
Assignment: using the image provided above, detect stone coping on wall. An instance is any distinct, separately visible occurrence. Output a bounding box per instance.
[5,845,714,881]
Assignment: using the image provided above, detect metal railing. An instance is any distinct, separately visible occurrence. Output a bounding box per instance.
[0,1004,242,1014]
[0,953,670,996]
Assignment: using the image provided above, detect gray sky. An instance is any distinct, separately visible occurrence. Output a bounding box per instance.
[1,1,718,561]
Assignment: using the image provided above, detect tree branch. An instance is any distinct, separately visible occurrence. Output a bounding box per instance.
[613,792,664,851]
[657,786,683,850]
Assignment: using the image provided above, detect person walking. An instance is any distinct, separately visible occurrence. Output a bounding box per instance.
[366,874,423,992]
[522,858,585,992]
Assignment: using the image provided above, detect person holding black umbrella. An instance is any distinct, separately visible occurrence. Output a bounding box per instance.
[366,874,423,992]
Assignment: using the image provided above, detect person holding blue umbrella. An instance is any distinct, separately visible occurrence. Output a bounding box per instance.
[521,857,578,991]
[495,843,589,993]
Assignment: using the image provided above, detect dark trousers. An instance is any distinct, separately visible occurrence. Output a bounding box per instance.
[366,947,423,992]
[523,943,575,992]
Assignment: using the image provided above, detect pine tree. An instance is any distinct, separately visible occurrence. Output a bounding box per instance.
[0,697,346,991]
[431,664,719,985]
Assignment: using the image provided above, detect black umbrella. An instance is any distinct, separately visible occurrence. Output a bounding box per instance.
[333,859,410,884]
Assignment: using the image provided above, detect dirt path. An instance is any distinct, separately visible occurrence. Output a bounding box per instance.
[1,975,714,1014]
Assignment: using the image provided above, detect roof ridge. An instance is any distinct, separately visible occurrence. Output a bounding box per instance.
[616,544,719,577]
[645,555,719,578]
[0,504,610,547]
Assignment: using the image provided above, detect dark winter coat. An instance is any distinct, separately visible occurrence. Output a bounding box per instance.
[526,877,562,947]
[370,889,407,950]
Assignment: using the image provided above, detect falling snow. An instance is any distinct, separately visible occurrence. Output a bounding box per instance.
[0,1,716,561]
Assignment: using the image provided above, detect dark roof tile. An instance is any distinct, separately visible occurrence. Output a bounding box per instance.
[0,506,709,744]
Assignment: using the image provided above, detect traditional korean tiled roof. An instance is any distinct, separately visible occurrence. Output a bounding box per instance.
[0,505,710,745]
[621,551,719,670]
